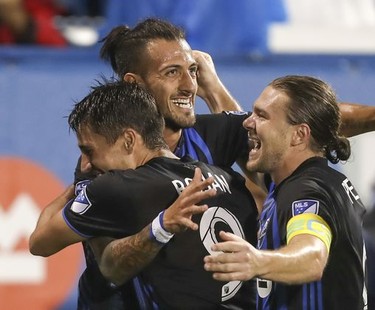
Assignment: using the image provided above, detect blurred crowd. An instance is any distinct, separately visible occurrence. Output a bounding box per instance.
[0,0,106,46]
[0,0,282,55]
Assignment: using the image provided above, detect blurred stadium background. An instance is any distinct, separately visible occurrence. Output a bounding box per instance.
[1,0,374,309]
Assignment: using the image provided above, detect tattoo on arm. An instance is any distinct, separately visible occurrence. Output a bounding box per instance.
[96,224,165,286]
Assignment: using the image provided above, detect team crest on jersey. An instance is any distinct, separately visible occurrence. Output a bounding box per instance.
[292,199,319,216]
[223,111,249,116]
[71,186,92,214]
[74,179,91,195]
[199,207,244,301]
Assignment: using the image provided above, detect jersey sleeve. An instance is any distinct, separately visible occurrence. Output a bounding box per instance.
[63,171,134,239]
[194,112,250,167]
[276,178,337,244]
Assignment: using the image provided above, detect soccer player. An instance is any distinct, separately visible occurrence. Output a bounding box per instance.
[29,81,259,309]
[98,17,375,205]
[204,75,367,309]
[34,18,375,309]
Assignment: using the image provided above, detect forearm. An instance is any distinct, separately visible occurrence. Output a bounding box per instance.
[35,185,75,227]
[30,184,74,240]
[29,210,85,257]
[29,185,82,256]
[236,157,267,214]
[339,102,375,137]
[97,168,214,285]
[193,50,242,113]
[97,224,164,286]
[201,80,242,113]
[257,237,327,284]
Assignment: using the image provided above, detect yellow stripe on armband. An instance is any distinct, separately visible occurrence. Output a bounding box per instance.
[286,213,332,252]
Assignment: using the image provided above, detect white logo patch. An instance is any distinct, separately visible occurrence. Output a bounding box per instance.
[71,186,92,214]
[74,179,91,196]
[199,207,244,302]
[292,199,319,216]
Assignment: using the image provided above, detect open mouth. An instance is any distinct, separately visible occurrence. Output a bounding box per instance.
[171,98,193,109]
[248,135,261,151]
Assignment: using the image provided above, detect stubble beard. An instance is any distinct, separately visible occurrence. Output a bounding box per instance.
[246,155,269,174]
[164,114,196,131]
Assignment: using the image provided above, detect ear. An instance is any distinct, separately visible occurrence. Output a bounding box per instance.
[291,123,310,146]
[124,73,141,83]
[122,128,136,152]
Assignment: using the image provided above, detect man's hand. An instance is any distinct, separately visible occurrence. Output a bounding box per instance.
[204,231,329,284]
[193,50,242,112]
[203,231,259,282]
[194,50,219,99]
[163,167,217,233]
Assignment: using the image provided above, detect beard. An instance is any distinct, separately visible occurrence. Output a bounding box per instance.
[164,114,196,131]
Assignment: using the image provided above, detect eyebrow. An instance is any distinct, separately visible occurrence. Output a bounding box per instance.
[253,106,263,114]
[78,144,91,154]
[159,56,197,70]
[254,105,270,118]
[160,62,196,72]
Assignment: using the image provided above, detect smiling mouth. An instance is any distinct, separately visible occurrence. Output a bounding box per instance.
[171,98,193,109]
[248,136,261,151]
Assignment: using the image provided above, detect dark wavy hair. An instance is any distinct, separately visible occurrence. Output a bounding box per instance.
[100,18,186,79]
[270,75,350,164]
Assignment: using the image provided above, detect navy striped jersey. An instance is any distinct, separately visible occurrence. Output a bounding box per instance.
[65,156,258,309]
[73,112,255,309]
[174,112,250,165]
[257,157,367,310]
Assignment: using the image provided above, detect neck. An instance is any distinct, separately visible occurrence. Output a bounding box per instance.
[271,150,321,185]
[163,127,183,153]
[136,147,178,168]
[155,148,179,159]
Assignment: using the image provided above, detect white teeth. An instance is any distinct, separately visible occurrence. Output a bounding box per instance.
[248,139,255,150]
[248,137,260,150]
[177,103,192,109]
[172,99,192,109]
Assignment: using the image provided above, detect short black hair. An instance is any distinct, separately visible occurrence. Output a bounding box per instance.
[69,80,167,150]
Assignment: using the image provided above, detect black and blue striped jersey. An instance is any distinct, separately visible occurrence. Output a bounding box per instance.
[257,157,367,310]
[72,112,255,309]
[65,156,258,309]
[174,112,250,166]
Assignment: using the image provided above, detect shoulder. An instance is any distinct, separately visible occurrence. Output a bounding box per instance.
[278,168,326,201]
[194,160,228,176]
[86,169,142,199]
[276,163,349,217]
[193,112,250,139]
[195,111,250,123]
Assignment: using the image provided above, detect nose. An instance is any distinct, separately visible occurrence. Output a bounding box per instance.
[180,71,197,94]
[80,154,92,173]
[243,113,256,130]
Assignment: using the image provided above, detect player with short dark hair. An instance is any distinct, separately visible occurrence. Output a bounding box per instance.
[30,80,259,309]
[31,16,375,309]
